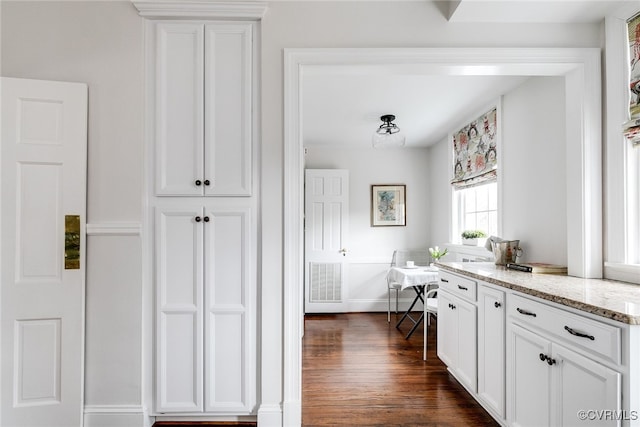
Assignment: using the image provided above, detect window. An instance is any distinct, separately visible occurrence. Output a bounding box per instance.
[453,182,498,242]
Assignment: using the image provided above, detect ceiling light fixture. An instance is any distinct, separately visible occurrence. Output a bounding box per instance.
[372,114,406,148]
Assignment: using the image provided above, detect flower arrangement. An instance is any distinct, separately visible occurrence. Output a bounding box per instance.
[429,246,448,261]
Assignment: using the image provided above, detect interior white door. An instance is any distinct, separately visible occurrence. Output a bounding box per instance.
[1,77,87,427]
[304,169,349,313]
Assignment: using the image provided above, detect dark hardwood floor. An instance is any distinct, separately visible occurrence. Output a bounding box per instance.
[302,312,499,426]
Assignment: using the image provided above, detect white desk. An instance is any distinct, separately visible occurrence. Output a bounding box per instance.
[387,266,439,338]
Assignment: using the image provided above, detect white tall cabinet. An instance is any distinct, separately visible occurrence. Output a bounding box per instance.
[144,16,259,417]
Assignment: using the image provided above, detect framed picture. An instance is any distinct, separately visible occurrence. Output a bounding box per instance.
[371,184,406,227]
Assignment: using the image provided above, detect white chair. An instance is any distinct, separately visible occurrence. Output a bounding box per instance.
[423,287,438,360]
[387,249,431,322]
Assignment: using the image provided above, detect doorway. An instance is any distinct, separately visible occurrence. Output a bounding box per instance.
[282,47,603,425]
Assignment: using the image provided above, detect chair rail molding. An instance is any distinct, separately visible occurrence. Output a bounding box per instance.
[131,0,268,19]
[284,46,602,426]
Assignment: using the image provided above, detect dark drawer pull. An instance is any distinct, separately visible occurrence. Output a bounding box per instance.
[440,278,449,283]
[457,285,468,291]
[516,307,537,317]
[494,301,502,308]
[564,325,595,341]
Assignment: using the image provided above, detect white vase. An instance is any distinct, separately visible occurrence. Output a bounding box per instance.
[462,237,478,246]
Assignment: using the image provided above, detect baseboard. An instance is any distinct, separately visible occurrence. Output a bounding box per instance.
[281,399,301,427]
[256,403,282,426]
[346,298,423,313]
[84,405,148,427]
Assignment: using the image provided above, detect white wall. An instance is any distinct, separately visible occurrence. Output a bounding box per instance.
[428,77,567,265]
[305,146,430,310]
[1,0,604,425]
[1,1,145,424]
[502,77,567,264]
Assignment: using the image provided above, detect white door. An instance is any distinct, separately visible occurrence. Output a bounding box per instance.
[552,343,620,427]
[478,286,506,419]
[304,169,349,313]
[508,323,552,427]
[155,206,204,412]
[1,77,87,427]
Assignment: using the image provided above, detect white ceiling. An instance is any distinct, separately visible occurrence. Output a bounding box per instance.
[301,0,638,149]
[302,71,529,148]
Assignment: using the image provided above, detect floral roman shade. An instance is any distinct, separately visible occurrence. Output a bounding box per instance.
[451,107,498,189]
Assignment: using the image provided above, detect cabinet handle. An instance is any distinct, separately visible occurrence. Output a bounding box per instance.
[564,325,595,341]
[195,216,202,222]
[539,353,556,366]
[457,285,468,291]
[440,278,449,283]
[448,303,456,310]
[204,179,211,186]
[195,179,202,186]
[203,216,210,222]
[494,301,502,308]
[516,307,537,317]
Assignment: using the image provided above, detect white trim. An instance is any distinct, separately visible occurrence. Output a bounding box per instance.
[284,47,602,426]
[131,0,268,20]
[604,262,640,285]
[257,403,283,427]
[83,405,147,427]
[86,222,142,236]
[604,6,640,277]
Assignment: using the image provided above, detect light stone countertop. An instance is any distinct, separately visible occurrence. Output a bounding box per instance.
[435,261,640,325]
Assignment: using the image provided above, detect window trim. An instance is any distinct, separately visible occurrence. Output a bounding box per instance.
[604,6,640,284]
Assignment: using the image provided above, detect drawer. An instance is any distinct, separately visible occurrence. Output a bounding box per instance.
[438,270,477,303]
[508,293,621,365]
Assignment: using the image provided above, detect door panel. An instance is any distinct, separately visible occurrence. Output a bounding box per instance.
[155,207,204,412]
[1,77,87,427]
[553,344,621,427]
[204,207,253,412]
[204,23,252,196]
[508,323,552,427]
[155,23,204,196]
[304,169,349,313]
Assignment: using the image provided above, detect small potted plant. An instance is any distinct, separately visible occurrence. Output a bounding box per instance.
[428,246,448,265]
[461,230,487,246]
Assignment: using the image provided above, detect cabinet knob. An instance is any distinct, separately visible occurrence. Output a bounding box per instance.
[195,216,202,222]
[203,216,210,222]
[539,353,546,362]
[494,301,502,308]
[195,179,202,186]
[547,357,556,366]
[204,179,211,186]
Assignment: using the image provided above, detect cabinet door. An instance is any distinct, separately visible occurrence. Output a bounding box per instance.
[204,23,252,196]
[456,297,478,393]
[552,344,621,427]
[204,207,254,412]
[508,323,552,427]
[478,286,505,419]
[437,291,459,368]
[155,23,205,196]
[155,206,204,412]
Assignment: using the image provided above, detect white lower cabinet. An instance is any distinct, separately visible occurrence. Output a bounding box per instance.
[155,205,254,414]
[508,323,621,427]
[478,285,506,421]
[436,272,628,427]
[437,290,477,393]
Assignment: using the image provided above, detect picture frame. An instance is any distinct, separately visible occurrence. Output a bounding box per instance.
[371,184,406,227]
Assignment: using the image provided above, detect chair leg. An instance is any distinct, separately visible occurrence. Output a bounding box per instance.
[395,289,399,313]
[423,318,428,360]
[387,288,391,323]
